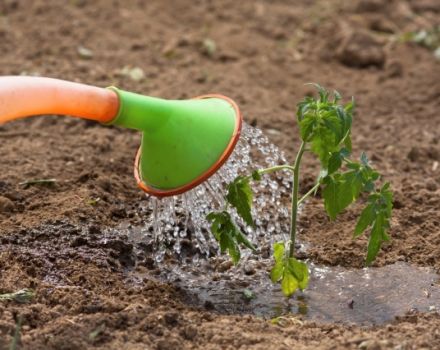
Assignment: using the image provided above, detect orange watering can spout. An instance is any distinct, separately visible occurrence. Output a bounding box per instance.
[0,76,119,125]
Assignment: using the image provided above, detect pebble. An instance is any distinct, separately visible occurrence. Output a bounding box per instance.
[217,260,233,272]
[425,179,437,192]
[244,262,256,275]
[0,196,14,213]
[336,30,386,68]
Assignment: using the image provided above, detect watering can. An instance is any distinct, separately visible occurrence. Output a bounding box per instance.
[0,76,242,197]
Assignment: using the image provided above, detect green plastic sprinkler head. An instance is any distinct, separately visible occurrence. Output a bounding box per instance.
[0,76,242,197]
[108,88,242,197]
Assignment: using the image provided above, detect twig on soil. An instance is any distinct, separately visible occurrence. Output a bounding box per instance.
[0,289,35,303]
[19,178,57,189]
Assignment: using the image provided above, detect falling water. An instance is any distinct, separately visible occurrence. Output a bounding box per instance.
[136,123,294,263]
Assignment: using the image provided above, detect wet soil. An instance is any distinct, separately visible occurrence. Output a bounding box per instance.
[1,0,440,349]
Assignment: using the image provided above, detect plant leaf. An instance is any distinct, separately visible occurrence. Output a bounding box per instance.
[270,242,309,297]
[226,176,254,227]
[273,242,285,263]
[206,211,255,264]
[270,262,284,283]
[354,203,375,237]
[366,212,387,265]
[287,258,309,290]
[281,271,299,297]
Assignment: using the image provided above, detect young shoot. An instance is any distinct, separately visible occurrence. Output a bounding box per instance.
[206,84,393,297]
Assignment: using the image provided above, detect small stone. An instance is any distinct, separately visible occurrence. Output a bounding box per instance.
[217,260,233,272]
[426,179,437,191]
[77,46,93,59]
[266,128,281,136]
[385,60,403,78]
[243,262,256,275]
[180,325,197,340]
[369,16,398,34]
[119,66,145,82]
[336,30,386,68]
[201,38,216,57]
[0,196,14,213]
[407,147,419,162]
[164,312,179,326]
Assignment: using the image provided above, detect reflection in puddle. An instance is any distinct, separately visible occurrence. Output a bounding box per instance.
[132,261,439,325]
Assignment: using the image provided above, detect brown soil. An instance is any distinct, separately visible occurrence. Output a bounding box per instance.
[1,0,440,349]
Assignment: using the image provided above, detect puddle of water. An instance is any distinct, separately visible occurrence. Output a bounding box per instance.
[130,261,439,325]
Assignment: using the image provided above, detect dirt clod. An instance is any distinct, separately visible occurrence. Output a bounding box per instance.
[0,196,14,213]
[336,30,386,68]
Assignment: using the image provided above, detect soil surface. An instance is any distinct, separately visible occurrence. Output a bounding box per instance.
[1,0,440,349]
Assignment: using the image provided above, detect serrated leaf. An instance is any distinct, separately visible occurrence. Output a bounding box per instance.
[226,176,254,227]
[281,271,299,297]
[328,149,349,174]
[270,262,284,283]
[311,125,339,168]
[337,176,357,212]
[305,83,328,102]
[270,243,309,296]
[343,170,364,200]
[323,113,343,142]
[354,203,375,237]
[227,239,240,264]
[299,115,316,141]
[344,133,352,152]
[235,229,256,251]
[273,242,285,263]
[323,171,363,220]
[287,258,309,290]
[206,211,255,264]
[345,97,355,113]
[366,212,386,265]
[380,182,393,216]
[360,152,369,166]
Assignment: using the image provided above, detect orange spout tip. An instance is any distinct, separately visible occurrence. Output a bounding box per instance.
[133,94,243,198]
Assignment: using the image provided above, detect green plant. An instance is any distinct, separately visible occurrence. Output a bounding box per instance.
[206,84,393,297]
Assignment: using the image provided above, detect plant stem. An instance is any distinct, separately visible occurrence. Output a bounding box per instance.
[289,141,306,257]
[9,316,22,350]
[256,165,295,176]
[297,182,320,206]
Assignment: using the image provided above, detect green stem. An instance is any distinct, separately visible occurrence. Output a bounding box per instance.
[255,165,295,176]
[289,141,306,257]
[297,182,320,206]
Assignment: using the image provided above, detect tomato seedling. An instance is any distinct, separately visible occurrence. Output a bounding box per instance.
[207,84,393,297]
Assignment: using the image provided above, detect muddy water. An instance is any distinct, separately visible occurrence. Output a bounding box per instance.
[128,258,439,325]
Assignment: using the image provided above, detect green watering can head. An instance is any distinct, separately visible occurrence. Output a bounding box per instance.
[108,88,242,197]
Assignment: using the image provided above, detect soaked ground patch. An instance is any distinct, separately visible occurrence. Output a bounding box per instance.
[128,259,440,326]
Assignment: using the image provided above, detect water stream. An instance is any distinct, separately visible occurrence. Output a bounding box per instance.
[135,123,294,263]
